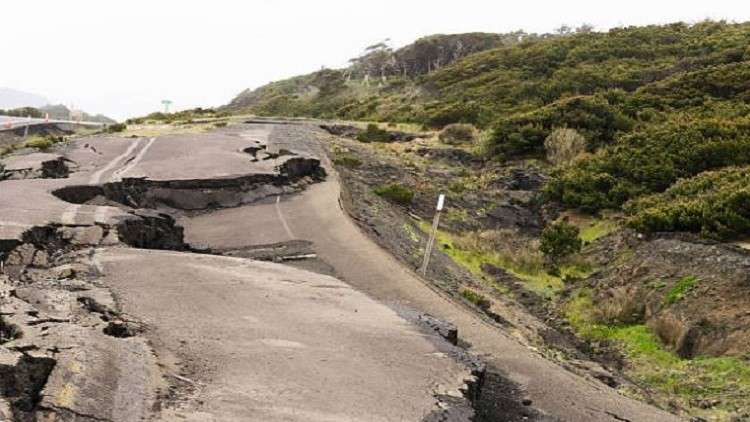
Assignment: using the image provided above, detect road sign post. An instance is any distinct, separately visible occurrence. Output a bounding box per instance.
[420,194,445,276]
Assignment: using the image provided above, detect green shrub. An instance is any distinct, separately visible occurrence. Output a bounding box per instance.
[333,155,362,168]
[438,123,477,144]
[357,124,392,143]
[374,183,414,205]
[2,107,43,118]
[23,136,56,150]
[214,122,228,128]
[460,289,491,310]
[540,220,582,265]
[424,101,482,128]
[107,123,127,133]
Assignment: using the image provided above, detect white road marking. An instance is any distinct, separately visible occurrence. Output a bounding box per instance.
[112,137,156,181]
[60,204,83,225]
[275,195,294,239]
[91,138,144,184]
[61,137,148,225]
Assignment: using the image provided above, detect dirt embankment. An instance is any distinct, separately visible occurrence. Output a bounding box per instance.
[583,232,750,358]
[322,126,750,421]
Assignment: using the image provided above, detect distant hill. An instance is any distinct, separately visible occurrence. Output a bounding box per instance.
[0,88,116,123]
[0,87,49,109]
[225,32,516,113]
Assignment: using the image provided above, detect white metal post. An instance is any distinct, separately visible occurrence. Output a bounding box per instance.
[420,194,445,276]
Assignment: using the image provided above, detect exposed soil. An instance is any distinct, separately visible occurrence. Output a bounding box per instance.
[323,134,577,420]
[322,126,750,421]
[583,231,750,358]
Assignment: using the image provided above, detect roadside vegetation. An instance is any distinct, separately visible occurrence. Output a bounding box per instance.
[126,107,230,125]
[1,134,66,155]
[106,123,127,133]
[374,183,414,205]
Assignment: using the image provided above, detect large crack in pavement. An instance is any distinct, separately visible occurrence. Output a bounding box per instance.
[0,124,487,422]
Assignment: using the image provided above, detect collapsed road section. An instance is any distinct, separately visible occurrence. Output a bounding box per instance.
[0,124,486,421]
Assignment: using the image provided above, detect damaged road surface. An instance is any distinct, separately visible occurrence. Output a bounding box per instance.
[181,124,684,422]
[0,125,481,421]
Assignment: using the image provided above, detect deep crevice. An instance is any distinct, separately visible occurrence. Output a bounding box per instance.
[0,316,23,344]
[51,157,324,212]
[0,354,57,422]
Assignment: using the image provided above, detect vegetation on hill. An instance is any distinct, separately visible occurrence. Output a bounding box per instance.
[227,20,750,238]
[126,107,229,124]
[626,166,750,239]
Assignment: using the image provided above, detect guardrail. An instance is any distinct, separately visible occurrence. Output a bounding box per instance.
[0,115,106,132]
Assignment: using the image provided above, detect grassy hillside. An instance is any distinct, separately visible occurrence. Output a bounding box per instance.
[227,20,750,237]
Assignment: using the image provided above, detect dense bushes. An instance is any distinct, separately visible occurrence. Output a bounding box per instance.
[626,166,750,239]
[23,135,59,151]
[545,117,750,212]
[487,96,633,158]
[636,61,750,109]
[227,21,750,134]
[540,220,582,266]
[106,123,126,133]
[126,108,228,124]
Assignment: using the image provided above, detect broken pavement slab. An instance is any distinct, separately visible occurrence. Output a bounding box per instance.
[1,152,72,180]
[38,329,160,422]
[0,124,480,421]
[97,247,478,421]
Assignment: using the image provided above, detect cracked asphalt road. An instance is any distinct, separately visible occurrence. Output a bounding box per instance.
[182,123,684,422]
[0,124,475,422]
[0,122,684,421]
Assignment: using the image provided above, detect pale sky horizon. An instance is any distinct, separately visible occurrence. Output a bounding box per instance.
[3,0,750,121]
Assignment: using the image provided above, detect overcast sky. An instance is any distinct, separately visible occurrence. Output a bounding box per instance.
[2,0,749,120]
